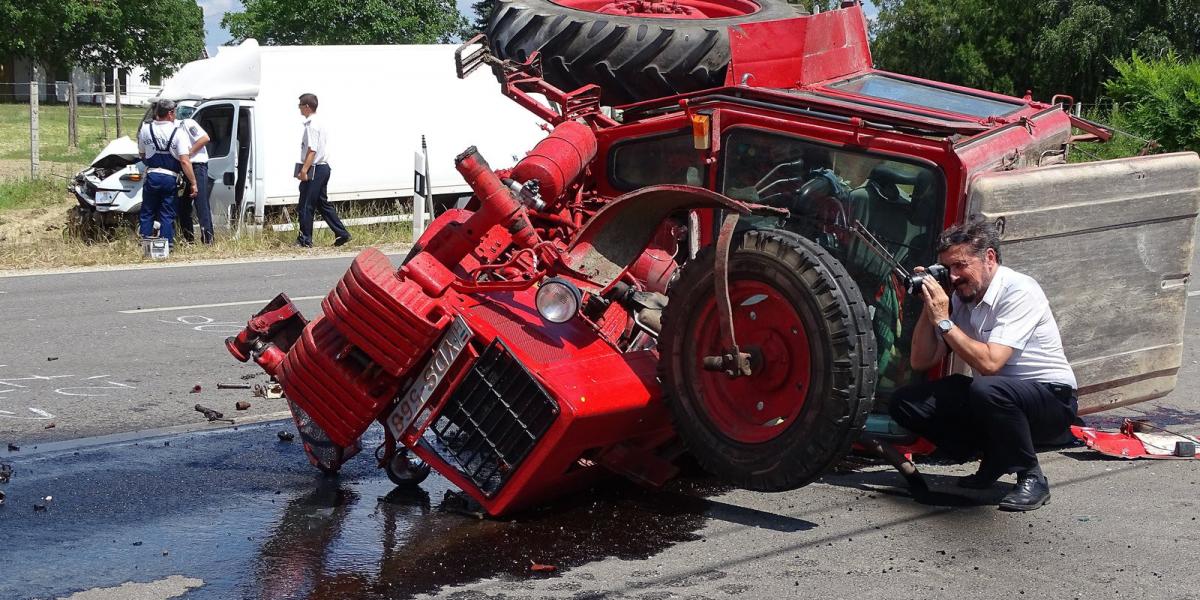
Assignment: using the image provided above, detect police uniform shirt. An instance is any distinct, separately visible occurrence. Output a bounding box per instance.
[138,120,189,165]
[177,118,209,163]
[949,265,1078,388]
[300,113,329,166]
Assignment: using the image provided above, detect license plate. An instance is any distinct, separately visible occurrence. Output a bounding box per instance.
[94,190,118,205]
[386,316,472,439]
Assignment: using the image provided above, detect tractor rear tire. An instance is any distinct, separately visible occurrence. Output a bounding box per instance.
[659,229,876,491]
[485,0,802,105]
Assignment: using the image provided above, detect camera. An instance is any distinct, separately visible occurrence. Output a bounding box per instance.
[905,264,950,295]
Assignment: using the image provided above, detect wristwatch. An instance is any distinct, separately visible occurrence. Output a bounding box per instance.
[937,319,954,335]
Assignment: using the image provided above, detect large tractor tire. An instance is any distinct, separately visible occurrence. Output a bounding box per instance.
[485,0,803,105]
[659,229,876,491]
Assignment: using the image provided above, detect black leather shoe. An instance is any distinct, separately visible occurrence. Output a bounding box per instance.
[998,473,1051,511]
[333,235,351,247]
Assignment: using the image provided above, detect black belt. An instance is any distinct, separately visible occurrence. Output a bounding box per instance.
[1043,382,1076,398]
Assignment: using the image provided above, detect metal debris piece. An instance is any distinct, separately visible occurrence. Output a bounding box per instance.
[252,385,265,397]
[190,384,202,394]
[33,503,46,512]
[194,404,232,423]
[44,422,55,430]
[530,562,557,573]
[6,443,18,452]
[277,431,295,442]
[235,401,251,411]
[266,383,283,399]
[217,383,252,390]
[240,373,257,380]
[439,489,486,519]
[0,489,5,505]
[0,462,12,483]
[46,356,58,361]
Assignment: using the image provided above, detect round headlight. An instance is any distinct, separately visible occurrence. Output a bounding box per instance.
[535,277,582,324]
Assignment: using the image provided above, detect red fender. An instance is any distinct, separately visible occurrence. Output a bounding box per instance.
[561,184,785,289]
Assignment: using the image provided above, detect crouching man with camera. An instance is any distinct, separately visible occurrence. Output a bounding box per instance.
[890,216,1077,511]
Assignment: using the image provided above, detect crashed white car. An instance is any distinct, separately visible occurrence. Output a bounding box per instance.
[69,136,146,229]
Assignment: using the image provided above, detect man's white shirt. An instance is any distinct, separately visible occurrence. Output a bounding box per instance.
[949,265,1077,388]
[300,114,329,166]
[176,118,209,163]
[138,120,189,162]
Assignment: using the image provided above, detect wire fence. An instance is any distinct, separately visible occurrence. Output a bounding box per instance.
[0,82,157,106]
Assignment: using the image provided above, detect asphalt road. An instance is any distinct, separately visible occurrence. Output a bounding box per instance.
[0,248,1198,599]
[0,253,399,445]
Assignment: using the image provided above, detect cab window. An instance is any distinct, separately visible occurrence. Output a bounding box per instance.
[194,104,234,158]
[721,127,946,398]
[609,130,705,190]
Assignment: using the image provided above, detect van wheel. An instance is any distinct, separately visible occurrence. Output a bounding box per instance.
[659,229,876,491]
[385,448,431,487]
[485,0,802,105]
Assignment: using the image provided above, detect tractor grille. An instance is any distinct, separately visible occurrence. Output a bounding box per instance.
[426,340,559,497]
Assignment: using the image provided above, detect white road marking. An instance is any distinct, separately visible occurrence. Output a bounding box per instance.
[120,296,323,314]
[1189,289,1200,297]
[28,407,53,418]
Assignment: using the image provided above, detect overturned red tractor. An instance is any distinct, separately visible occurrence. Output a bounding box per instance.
[228,1,1200,515]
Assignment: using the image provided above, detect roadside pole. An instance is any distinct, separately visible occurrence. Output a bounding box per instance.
[413,136,430,238]
[101,76,108,140]
[114,72,122,138]
[29,63,40,179]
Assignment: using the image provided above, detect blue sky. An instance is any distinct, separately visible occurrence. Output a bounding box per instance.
[198,0,874,57]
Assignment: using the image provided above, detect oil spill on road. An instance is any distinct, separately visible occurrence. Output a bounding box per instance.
[249,475,724,599]
[0,423,725,600]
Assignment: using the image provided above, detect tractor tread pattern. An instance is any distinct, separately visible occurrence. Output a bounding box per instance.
[485,0,801,105]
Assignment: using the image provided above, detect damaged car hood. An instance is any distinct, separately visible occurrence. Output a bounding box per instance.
[89,137,141,170]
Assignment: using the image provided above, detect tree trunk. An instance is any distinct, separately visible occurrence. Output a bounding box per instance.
[100,74,108,140]
[68,80,78,149]
[115,70,122,138]
[29,62,40,179]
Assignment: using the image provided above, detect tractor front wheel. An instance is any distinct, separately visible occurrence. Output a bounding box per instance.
[659,229,876,491]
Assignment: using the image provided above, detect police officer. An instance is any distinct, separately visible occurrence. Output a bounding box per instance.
[295,93,350,248]
[176,112,213,244]
[137,100,196,246]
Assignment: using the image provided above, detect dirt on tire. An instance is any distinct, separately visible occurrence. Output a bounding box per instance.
[659,228,876,492]
[485,0,802,105]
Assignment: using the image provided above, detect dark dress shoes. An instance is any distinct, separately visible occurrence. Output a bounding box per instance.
[998,472,1051,511]
[333,235,352,247]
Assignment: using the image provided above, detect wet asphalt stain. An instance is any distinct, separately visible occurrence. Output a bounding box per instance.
[0,423,731,600]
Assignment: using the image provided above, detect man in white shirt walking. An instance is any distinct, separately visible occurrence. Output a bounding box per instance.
[890,216,1077,511]
[295,93,350,248]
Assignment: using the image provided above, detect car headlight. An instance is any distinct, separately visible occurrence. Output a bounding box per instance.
[535,277,582,324]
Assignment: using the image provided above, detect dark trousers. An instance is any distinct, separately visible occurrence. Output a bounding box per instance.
[140,172,177,244]
[297,164,348,246]
[176,162,214,244]
[889,374,1077,475]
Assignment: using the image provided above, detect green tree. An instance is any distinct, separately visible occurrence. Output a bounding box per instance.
[471,0,494,34]
[872,0,1200,101]
[224,0,467,45]
[1104,52,1200,153]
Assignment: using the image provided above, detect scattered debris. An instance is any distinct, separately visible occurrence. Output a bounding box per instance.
[44,422,55,430]
[235,401,251,411]
[0,463,12,484]
[190,384,202,394]
[440,489,486,519]
[1073,420,1200,459]
[277,431,295,442]
[6,443,18,452]
[217,383,252,390]
[132,541,143,546]
[265,382,283,399]
[33,496,52,512]
[194,404,232,423]
[46,356,58,361]
[0,489,5,505]
[240,373,257,380]
[530,562,557,573]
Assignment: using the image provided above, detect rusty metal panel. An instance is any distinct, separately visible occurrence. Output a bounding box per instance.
[967,152,1200,413]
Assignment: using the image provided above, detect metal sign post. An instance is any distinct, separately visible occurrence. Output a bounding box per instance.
[412,136,430,238]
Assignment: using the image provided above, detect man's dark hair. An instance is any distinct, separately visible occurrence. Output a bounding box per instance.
[936,214,1002,264]
[299,93,318,111]
[154,99,175,119]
